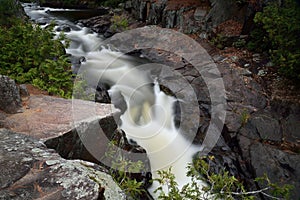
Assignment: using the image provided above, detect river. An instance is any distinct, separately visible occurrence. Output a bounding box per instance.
[22,3,203,198]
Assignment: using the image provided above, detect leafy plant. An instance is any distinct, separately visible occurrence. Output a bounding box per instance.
[247,28,271,53]
[233,39,246,49]
[154,156,294,200]
[111,158,146,197]
[249,0,300,80]
[240,109,250,127]
[104,141,146,198]
[210,34,227,49]
[0,0,24,26]
[73,73,95,101]
[255,174,294,200]
[0,20,73,97]
[111,15,128,32]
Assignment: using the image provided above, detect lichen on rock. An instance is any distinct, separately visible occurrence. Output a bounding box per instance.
[0,128,126,200]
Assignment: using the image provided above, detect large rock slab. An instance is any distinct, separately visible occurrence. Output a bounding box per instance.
[0,128,125,200]
[249,142,300,199]
[237,104,300,200]
[2,95,118,140]
[244,111,282,142]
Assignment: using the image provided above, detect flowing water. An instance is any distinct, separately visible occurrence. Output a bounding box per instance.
[23,3,203,198]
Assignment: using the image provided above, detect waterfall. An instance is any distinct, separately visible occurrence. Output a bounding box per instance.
[22,3,203,198]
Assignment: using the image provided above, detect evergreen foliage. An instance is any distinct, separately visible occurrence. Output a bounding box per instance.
[0,19,73,97]
[248,0,300,80]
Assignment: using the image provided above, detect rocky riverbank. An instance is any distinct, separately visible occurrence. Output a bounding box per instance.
[100,25,299,198]
[0,75,153,199]
[1,0,299,199]
[0,75,124,199]
[73,0,300,197]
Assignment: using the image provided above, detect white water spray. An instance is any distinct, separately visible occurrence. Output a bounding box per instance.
[80,50,202,197]
[23,4,204,198]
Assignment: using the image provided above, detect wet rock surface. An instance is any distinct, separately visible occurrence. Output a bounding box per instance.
[95,82,112,103]
[100,26,299,199]
[79,14,112,34]
[78,10,142,38]
[0,128,126,200]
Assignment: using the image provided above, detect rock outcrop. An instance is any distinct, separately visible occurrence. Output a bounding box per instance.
[44,118,153,198]
[0,128,126,200]
[101,26,300,199]
[124,0,259,36]
[125,0,209,33]
[238,102,300,199]
[39,0,100,9]
[2,94,118,140]
[78,14,113,34]
[0,80,152,199]
[0,75,22,114]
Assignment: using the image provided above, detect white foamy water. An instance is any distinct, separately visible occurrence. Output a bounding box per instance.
[120,82,202,197]
[81,50,203,197]
[23,3,204,198]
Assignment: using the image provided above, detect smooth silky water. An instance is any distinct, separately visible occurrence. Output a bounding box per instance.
[23,3,204,198]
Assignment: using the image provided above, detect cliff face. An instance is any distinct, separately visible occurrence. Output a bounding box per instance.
[125,0,209,33]
[124,0,256,36]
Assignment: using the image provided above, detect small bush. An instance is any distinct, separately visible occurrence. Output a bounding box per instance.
[104,141,146,198]
[0,0,24,25]
[210,34,227,49]
[111,15,128,31]
[249,0,300,80]
[0,20,73,97]
[154,156,294,200]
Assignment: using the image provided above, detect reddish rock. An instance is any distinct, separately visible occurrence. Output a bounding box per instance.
[3,95,118,141]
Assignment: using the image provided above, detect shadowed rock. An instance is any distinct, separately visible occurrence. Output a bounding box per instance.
[0,75,22,114]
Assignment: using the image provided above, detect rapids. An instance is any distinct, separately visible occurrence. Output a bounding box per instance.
[22,3,203,198]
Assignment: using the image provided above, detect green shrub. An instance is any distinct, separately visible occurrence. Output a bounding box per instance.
[246,28,271,52]
[103,141,146,198]
[73,73,95,101]
[0,0,23,25]
[111,14,128,31]
[210,34,227,50]
[154,156,294,200]
[232,38,246,49]
[249,0,300,80]
[0,20,73,97]
[103,147,294,199]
